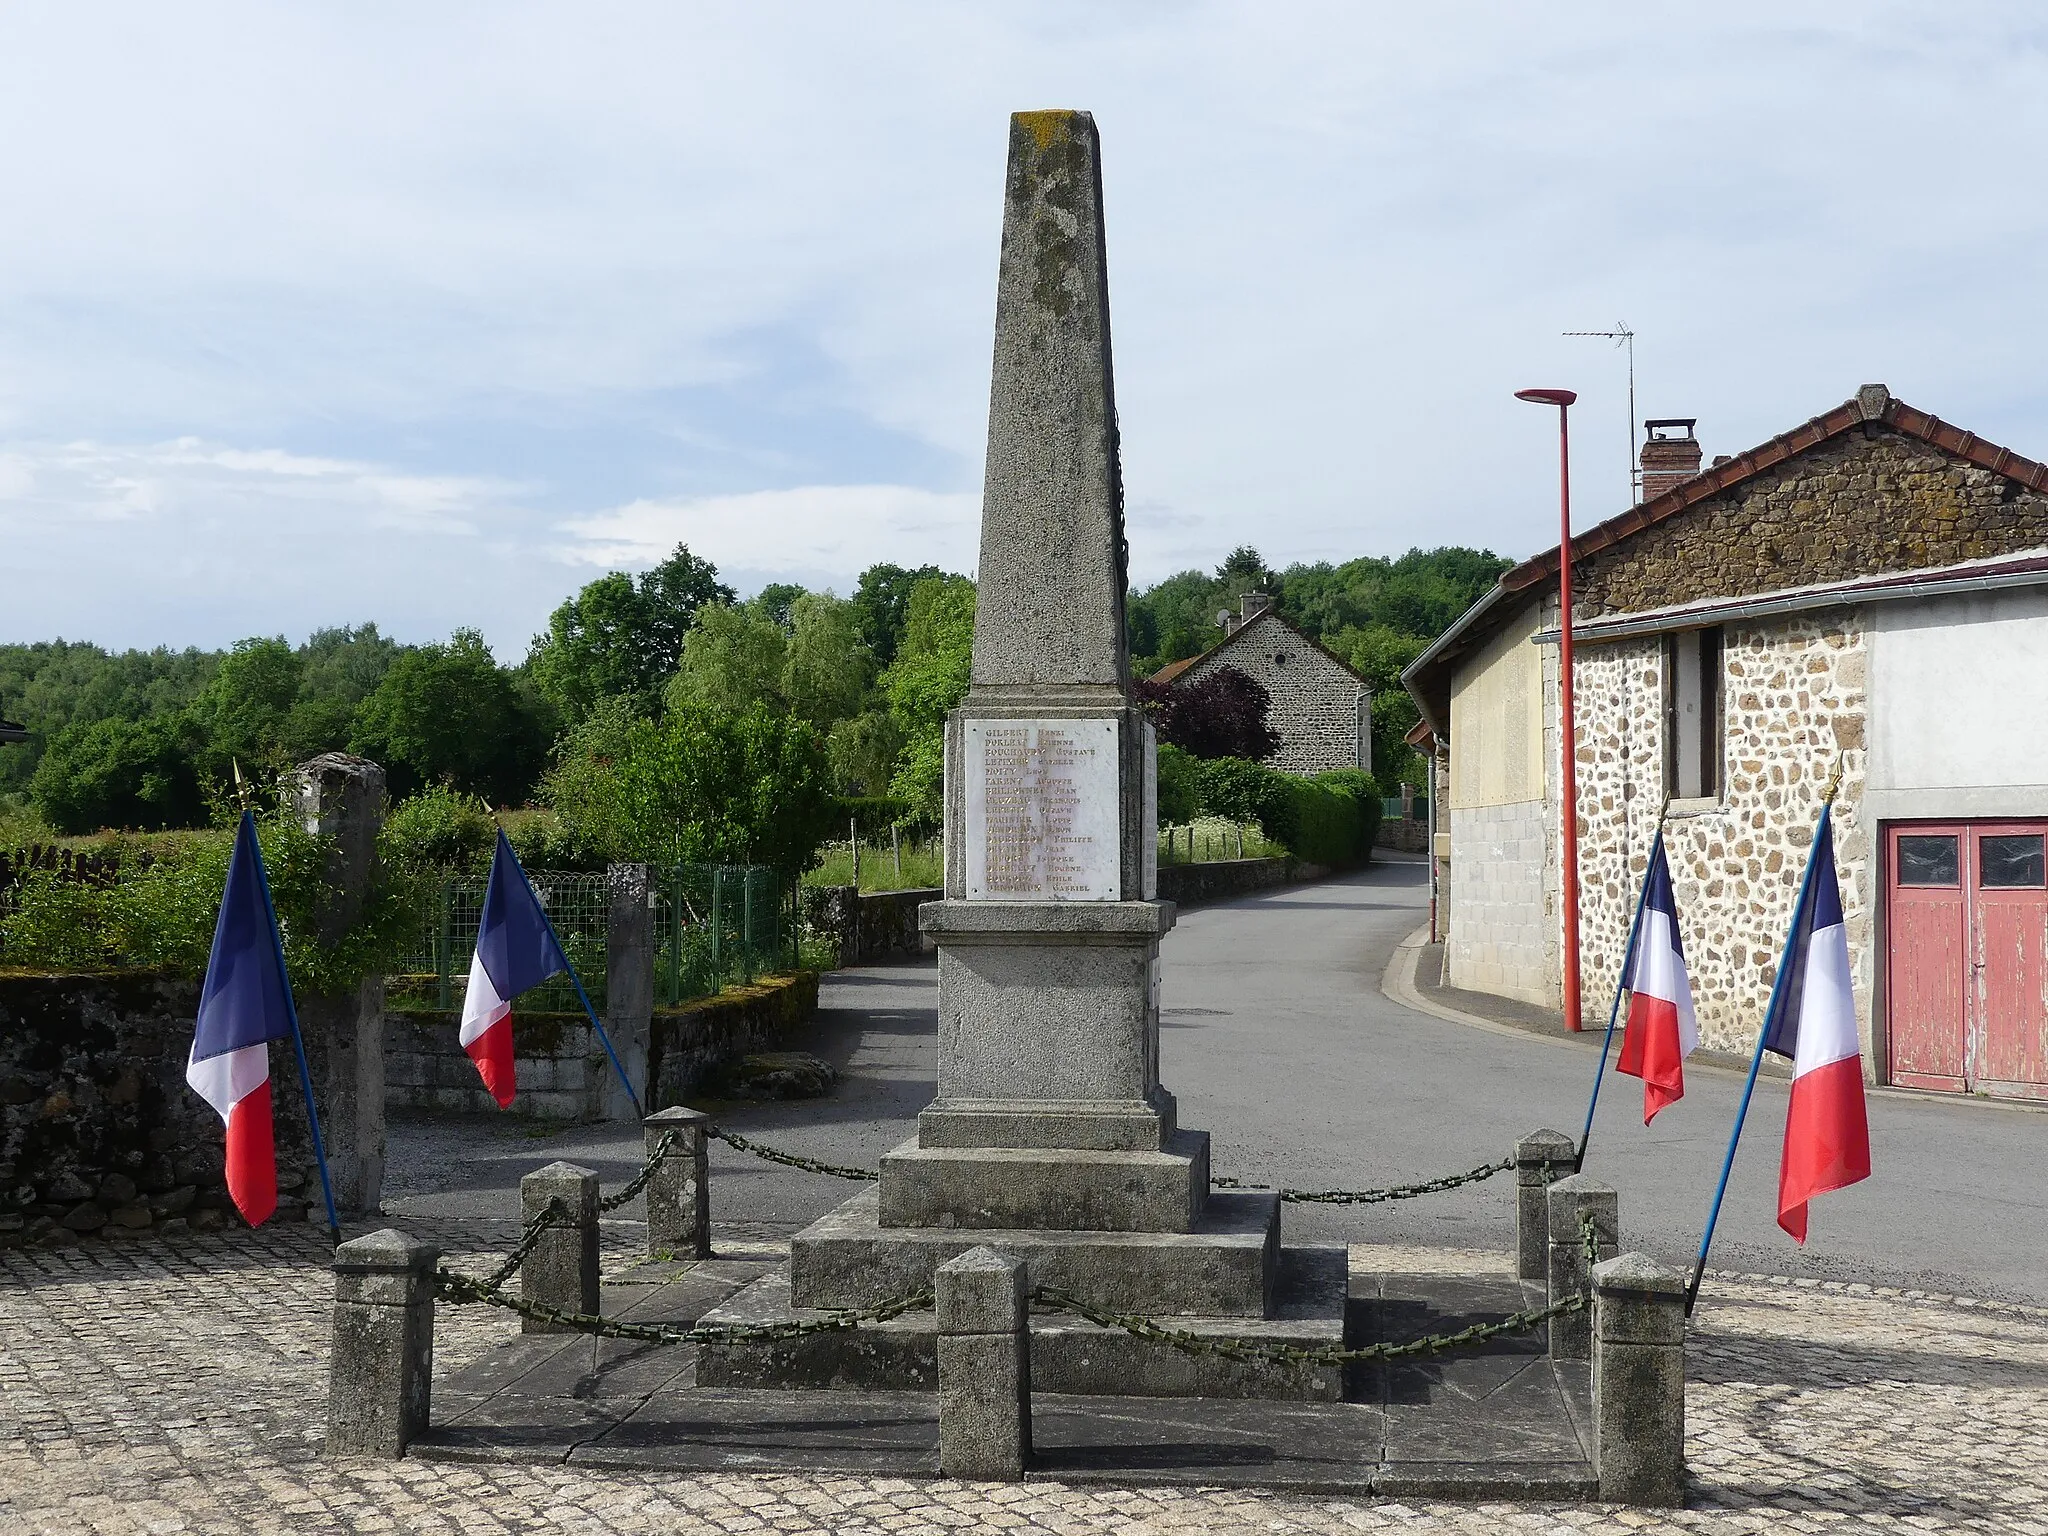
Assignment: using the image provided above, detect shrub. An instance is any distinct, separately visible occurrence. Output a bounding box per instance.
[0,814,424,989]
[1191,759,1380,867]
[1155,742,1202,826]
[382,784,498,875]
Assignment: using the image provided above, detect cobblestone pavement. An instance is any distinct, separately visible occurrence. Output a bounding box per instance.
[4,1222,2045,1534]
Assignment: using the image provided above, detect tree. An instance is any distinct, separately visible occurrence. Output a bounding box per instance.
[827,710,904,797]
[851,563,946,668]
[751,583,807,634]
[193,637,303,778]
[542,700,837,877]
[29,713,207,833]
[527,544,733,720]
[350,629,547,803]
[881,575,977,820]
[667,602,788,716]
[783,593,872,730]
[1135,666,1279,761]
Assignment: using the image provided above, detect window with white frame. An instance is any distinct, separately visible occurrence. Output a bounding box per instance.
[1663,627,1723,801]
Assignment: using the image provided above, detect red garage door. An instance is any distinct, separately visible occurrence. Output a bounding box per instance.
[1886,822,2048,1100]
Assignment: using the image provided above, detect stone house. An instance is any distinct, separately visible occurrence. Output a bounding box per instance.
[1403,385,2048,1100]
[1149,596,1372,776]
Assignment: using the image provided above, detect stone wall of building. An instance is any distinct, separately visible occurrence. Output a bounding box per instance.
[0,973,320,1245]
[1446,798,1553,1006]
[1182,618,1369,777]
[1565,613,1875,1059]
[1574,427,2048,620]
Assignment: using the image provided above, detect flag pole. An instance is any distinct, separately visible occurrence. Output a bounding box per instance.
[246,811,343,1246]
[1683,765,1843,1316]
[537,912,644,1121]
[1576,814,1667,1172]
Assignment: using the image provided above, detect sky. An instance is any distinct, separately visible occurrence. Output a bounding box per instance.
[4,3,2047,659]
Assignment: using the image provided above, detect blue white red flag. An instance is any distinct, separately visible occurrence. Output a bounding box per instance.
[459,830,568,1107]
[186,812,295,1227]
[1761,806,1871,1241]
[1615,837,1699,1123]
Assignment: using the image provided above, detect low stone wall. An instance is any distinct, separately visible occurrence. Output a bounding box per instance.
[0,971,319,1244]
[384,1010,608,1121]
[1376,818,1429,853]
[1156,857,1296,907]
[806,886,938,966]
[649,970,821,1108]
[386,971,824,1122]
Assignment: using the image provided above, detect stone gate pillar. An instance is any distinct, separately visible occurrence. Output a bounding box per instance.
[282,753,387,1217]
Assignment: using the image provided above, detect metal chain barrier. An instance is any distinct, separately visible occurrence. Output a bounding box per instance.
[1211,1155,1516,1205]
[598,1130,680,1213]
[1026,1211,1603,1369]
[470,1197,571,1293]
[705,1125,879,1183]
[433,1265,932,1345]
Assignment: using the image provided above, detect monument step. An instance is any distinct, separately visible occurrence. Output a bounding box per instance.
[877,1130,1208,1233]
[790,1185,1280,1316]
[695,1245,1348,1403]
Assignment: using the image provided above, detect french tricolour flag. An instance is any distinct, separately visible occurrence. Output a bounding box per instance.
[1761,806,1871,1242]
[186,812,295,1228]
[460,830,569,1108]
[1615,837,1699,1123]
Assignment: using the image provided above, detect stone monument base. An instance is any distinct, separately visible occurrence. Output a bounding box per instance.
[695,1241,1348,1402]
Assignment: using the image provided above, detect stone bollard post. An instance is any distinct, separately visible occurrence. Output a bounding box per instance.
[327,1229,437,1457]
[1545,1173,1619,1360]
[282,753,388,1217]
[642,1107,710,1259]
[520,1161,599,1332]
[1515,1129,1576,1282]
[1592,1252,1687,1506]
[936,1247,1031,1480]
[604,863,654,1121]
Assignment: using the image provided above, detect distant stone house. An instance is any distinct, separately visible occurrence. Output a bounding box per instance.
[1149,595,1372,776]
[1403,385,2048,1101]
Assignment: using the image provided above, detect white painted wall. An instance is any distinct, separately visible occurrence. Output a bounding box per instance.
[1868,584,2048,820]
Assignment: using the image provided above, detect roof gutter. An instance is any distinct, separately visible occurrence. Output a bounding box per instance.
[1531,559,2048,646]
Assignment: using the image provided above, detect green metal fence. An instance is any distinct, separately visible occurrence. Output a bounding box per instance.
[651,863,788,1004]
[391,863,792,1015]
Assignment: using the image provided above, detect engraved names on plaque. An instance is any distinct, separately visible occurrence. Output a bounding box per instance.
[964,718,1121,900]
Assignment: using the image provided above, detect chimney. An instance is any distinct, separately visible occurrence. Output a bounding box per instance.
[1639,419,1702,502]
[1240,592,1272,623]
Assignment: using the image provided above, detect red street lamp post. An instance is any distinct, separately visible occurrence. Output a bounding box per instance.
[1515,387,1583,1032]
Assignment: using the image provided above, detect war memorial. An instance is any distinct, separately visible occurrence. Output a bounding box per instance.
[308,112,1689,1504]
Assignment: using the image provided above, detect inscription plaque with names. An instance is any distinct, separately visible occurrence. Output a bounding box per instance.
[964,718,1122,901]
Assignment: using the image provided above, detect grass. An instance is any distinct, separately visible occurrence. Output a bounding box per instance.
[804,838,946,893]
[1157,818,1282,865]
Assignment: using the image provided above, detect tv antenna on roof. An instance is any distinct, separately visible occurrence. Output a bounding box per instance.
[1563,323,1636,507]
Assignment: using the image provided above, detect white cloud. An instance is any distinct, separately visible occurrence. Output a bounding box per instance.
[559,485,981,591]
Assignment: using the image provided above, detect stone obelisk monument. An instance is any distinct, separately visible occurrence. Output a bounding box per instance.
[889,109,1192,1228]
[701,112,1342,1399]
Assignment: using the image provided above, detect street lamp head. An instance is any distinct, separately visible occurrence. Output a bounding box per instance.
[1515,387,1577,407]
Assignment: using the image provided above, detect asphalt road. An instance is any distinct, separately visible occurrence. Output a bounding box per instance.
[387,858,2048,1304]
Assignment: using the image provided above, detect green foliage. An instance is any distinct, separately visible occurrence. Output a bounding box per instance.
[882,575,976,822]
[29,713,208,834]
[751,582,807,633]
[0,640,219,799]
[528,543,734,721]
[351,629,550,803]
[667,602,789,716]
[1189,759,1380,867]
[0,816,425,991]
[783,593,872,729]
[542,700,838,877]
[1155,742,1202,826]
[499,806,589,872]
[851,563,946,668]
[827,709,904,797]
[838,795,912,836]
[382,785,498,875]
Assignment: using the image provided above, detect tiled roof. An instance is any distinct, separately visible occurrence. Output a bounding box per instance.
[1498,384,2048,594]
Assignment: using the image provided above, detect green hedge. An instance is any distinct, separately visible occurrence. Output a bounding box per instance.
[1190,758,1380,867]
